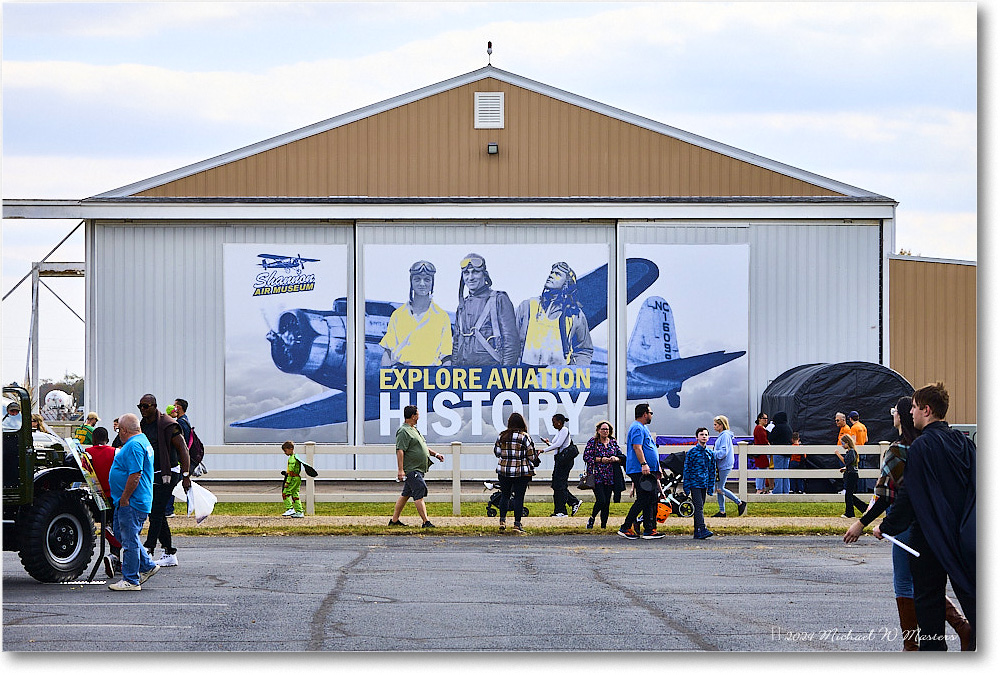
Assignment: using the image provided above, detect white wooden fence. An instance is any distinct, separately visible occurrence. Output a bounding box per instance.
[197,441,887,515]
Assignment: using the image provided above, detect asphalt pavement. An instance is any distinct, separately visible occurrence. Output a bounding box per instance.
[2,533,960,653]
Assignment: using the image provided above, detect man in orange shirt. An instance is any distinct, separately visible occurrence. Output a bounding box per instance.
[849,411,868,445]
[835,412,856,444]
[849,411,871,489]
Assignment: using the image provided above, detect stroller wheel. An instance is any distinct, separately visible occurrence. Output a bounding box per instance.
[486,507,497,518]
[521,507,530,517]
[677,500,695,518]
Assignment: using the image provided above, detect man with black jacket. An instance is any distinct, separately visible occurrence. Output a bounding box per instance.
[876,382,975,650]
[138,394,191,567]
[768,412,793,494]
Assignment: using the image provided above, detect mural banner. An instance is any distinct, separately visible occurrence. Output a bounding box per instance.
[224,244,348,443]
[363,244,610,443]
[625,244,750,435]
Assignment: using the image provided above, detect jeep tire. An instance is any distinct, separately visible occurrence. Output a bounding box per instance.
[19,490,96,582]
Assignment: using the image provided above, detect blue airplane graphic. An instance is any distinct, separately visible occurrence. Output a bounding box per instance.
[231,258,745,428]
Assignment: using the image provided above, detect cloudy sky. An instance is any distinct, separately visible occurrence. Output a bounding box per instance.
[1,1,981,385]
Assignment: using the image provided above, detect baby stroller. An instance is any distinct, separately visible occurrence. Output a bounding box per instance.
[483,481,530,518]
[659,452,695,518]
[636,452,694,525]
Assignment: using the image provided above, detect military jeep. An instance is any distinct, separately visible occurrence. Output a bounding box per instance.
[3,385,106,582]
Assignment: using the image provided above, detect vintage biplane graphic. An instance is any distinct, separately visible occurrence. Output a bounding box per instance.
[257,253,320,272]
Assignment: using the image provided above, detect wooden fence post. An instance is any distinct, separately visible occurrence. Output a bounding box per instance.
[305,440,316,515]
[738,441,749,502]
[451,441,462,515]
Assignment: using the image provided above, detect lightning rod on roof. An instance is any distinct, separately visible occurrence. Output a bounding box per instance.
[487,41,492,65]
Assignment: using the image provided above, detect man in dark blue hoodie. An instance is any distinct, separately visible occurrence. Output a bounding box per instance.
[876,382,975,650]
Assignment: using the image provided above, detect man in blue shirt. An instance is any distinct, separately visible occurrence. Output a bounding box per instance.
[617,403,664,539]
[107,413,160,591]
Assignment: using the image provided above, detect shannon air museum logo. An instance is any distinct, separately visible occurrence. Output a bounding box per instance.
[252,253,318,296]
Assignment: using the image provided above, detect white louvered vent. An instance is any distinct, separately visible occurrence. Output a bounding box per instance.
[474,91,504,129]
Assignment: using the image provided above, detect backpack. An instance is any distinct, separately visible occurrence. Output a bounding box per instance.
[188,427,206,468]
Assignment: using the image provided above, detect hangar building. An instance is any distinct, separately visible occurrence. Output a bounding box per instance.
[6,65,923,454]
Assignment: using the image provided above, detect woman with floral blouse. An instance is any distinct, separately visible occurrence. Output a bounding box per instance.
[582,420,623,529]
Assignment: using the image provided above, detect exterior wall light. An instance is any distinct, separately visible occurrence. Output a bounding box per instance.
[487,142,499,155]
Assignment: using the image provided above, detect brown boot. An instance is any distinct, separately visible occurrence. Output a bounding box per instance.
[896,597,919,651]
[944,597,973,651]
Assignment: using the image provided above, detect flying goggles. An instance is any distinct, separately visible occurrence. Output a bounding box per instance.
[409,260,437,275]
[460,255,487,271]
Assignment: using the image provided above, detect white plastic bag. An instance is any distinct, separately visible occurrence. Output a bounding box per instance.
[172,480,217,524]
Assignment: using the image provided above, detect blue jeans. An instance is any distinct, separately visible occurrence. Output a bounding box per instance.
[891,524,914,598]
[114,502,157,585]
[754,456,769,491]
[772,454,789,494]
[788,459,805,493]
[716,467,741,511]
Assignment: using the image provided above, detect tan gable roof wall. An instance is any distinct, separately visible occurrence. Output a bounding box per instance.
[138,79,843,199]
[889,257,976,423]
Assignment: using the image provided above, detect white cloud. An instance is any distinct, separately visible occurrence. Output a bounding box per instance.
[661,109,976,170]
[2,2,976,134]
[893,210,977,261]
[2,155,202,198]
[11,2,280,39]
[9,1,482,39]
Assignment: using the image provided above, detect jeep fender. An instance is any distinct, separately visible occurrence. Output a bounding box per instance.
[33,466,85,493]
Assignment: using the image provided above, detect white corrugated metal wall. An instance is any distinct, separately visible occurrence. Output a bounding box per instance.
[88,218,881,468]
[87,220,353,473]
[620,219,881,425]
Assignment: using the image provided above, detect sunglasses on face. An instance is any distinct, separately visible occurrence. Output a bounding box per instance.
[137,403,152,410]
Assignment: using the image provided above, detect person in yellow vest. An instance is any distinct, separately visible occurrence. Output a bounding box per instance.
[380,260,452,367]
[75,411,100,445]
[516,262,593,367]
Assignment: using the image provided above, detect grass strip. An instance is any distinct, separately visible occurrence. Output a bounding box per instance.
[168,522,851,537]
[212,501,849,519]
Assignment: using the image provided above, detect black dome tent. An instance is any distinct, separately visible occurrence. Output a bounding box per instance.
[759,362,914,493]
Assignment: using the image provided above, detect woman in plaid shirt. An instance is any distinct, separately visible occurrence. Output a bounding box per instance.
[493,412,539,534]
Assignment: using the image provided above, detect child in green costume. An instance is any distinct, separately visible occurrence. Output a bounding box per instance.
[281,441,304,518]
